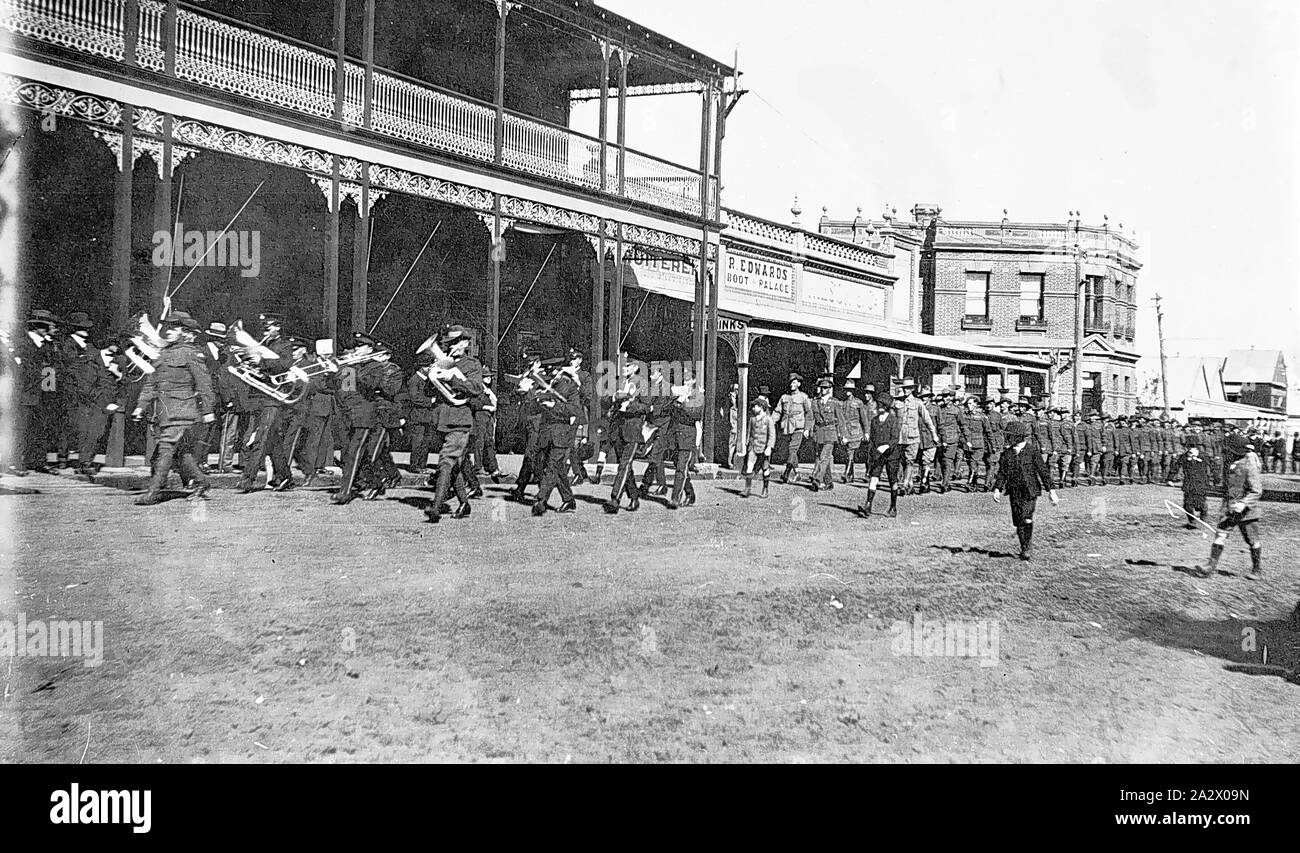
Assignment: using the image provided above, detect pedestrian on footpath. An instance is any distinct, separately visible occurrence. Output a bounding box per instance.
[992,420,1058,560]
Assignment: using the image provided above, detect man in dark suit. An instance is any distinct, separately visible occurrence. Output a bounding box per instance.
[992,419,1059,560]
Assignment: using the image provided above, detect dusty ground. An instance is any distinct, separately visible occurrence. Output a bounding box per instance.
[1,468,1297,763]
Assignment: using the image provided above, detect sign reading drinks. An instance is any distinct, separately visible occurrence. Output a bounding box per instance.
[724,252,795,302]
[801,270,886,320]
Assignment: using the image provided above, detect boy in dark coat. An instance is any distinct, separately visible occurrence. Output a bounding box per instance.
[1167,434,1211,529]
[992,419,1058,560]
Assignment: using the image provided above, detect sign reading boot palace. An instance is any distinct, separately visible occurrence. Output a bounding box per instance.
[724,253,795,302]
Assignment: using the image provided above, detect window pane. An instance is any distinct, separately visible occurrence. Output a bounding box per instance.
[965,272,988,316]
[1019,274,1043,318]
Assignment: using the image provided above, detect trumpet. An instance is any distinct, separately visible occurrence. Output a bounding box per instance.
[515,364,568,403]
[268,345,384,385]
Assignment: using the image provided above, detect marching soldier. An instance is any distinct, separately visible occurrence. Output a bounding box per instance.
[1114,416,1136,485]
[530,356,581,516]
[405,349,438,473]
[1056,408,1077,487]
[17,309,64,474]
[603,355,648,514]
[856,390,900,518]
[639,364,674,496]
[331,333,402,505]
[774,372,813,485]
[1133,416,1153,484]
[295,347,337,486]
[60,311,98,468]
[984,398,1006,490]
[235,312,295,492]
[508,349,546,502]
[666,377,704,509]
[130,311,216,505]
[424,325,483,522]
[1193,433,1264,579]
[897,378,937,494]
[934,390,963,493]
[1079,411,1101,485]
[469,369,502,485]
[563,348,593,486]
[71,330,124,476]
[957,396,988,491]
[810,375,839,492]
[916,386,938,493]
[835,378,869,484]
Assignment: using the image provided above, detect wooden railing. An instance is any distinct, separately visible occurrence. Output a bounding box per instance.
[1,0,712,218]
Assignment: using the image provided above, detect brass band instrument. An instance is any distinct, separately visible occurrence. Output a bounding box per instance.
[123,313,164,382]
[416,334,468,406]
[515,364,568,403]
[225,322,303,404]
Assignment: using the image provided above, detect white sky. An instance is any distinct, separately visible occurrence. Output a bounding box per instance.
[591,0,1300,403]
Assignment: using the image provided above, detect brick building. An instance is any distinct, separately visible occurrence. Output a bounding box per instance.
[819,205,1142,414]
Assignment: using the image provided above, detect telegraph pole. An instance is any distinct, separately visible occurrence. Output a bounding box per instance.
[1153,293,1170,418]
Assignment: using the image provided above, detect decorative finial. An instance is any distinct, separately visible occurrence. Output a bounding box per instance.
[791,194,802,218]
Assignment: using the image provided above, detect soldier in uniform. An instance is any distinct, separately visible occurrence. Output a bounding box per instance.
[17,309,64,474]
[934,390,963,493]
[509,349,546,502]
[331,333,402,505]
[563,348,593,486]
[1079,411,1101,485]
[129,311,216,505]
[809,375,839,492]
[856,391,900,518]
[424,325,484,522]
[470,369,501,485]
[59,311,98,469]
[530,357,581,516]
[603,355,648,514]
[1113,416,1134,485]
[1133,416,1152,484]
[295,347,338,486]
[774,372,813,485]
[1193,433,1264,579]
[405,349,438,473]
[896,378,937,494]
[70,328,124,477]
[1043,406,1063,480]
[666,377,704,509]
[235,312,296,492]
[1057,408,1077,487]
[957,396,988,491]
[915,386,938,493]
[984,398,1006,490]
[835,378,869,484]
[1030,403,1051,469]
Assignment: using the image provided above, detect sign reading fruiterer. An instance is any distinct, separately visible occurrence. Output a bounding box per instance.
[622,255,696,298]
[724,253,795,303]
[800,270,887,320]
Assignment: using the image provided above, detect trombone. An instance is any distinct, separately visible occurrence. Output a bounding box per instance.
[225,321,306,405]
[122,313,164,381]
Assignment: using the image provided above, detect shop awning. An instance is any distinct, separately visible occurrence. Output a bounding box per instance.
[1181,397,1283,420]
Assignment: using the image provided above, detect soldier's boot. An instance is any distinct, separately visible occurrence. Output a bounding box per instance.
[857,490,875,518]
[425,462,454,523]
[684,479,696,507]
[1247,546,1263,579]
[760,475,770,498]
[743,475,752,498]
[1194,543,1224,577]
[885,488,898,517]
[628,483,641,512]
[780,464,792,484]
[918,466,930,493]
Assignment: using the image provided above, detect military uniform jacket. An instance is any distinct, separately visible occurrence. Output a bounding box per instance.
[405,370,436,424]
[1046,420,1063,453]
[1135,427,1154,455]
[334,359,399,429]
[432,354,484,432]
[898,396,937,445]
[834,395,869,444]
[607,392,650,444]
[811,396,839,443]
[666,398,704,452]
[919,404,940,450]
[1221,452,1263,521]
[775,390,812,435]
[1101,424,1116,453]
[1081,423,1102,454]
[1059,421,1076,454]
[935,406,963,444]
[1031,418,1050,450]
[537,371,582,446]
[958,410,987,450]
[135,341,215,427]
[1115,427,1134,454]
[63,337,102,406]
[986,411,1006,452]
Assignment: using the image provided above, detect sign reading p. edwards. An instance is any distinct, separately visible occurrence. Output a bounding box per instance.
[724,253,795,302]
